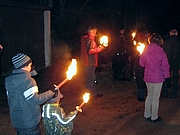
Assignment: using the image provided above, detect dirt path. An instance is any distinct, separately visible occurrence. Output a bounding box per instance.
[0,67,180,135]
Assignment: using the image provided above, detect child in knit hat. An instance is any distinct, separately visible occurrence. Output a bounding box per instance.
[5,53,58,135]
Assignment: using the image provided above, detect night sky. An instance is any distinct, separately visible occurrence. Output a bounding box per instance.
[52,0,180,39]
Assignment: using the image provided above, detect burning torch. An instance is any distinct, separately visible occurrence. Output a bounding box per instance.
[100,36,108,47]
[136,42,145,55]
[132,32,136,41]
[76,93,90,112]
[54,59,77,89]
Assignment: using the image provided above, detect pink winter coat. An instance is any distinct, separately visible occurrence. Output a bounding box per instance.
[139,43,170,83]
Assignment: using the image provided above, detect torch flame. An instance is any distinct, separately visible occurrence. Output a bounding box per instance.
[136,42,145,55]
[83,93,90,103]
[100,36,108,47]
[132,32,136,40]
[133,40,137,46]
[66,59,77,80]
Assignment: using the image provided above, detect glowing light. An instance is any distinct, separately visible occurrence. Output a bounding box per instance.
[133,40,137,45]
[83,93,90,103]
[66,59,77,80]
[132,32,136,40]
[100,36,108,47]
[136,42,145,55]
[55,59,77,89]
[76,93,90,112]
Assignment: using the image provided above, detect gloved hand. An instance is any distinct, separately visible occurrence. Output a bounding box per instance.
[98,45,106,52]
[102,43,108,48]
[51,87,59,98]
[73,110,78,115]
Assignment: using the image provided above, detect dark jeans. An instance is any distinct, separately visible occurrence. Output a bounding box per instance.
[85,66,97,96]
[171,69,179,96]
[162,69,179,97]
[15,125,40,135]
[135,71,146,100]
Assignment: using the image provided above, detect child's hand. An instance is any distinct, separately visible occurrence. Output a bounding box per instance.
[73,110,78,114]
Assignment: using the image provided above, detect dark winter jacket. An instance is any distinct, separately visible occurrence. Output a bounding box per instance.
[163,35,180,70]
[5,69,54,128]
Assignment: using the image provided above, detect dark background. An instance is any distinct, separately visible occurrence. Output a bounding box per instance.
[50,0,180,58]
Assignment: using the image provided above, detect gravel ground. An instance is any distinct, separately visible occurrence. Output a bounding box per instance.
[1,64,180,135]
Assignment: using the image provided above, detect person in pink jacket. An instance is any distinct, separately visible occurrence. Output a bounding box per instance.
[139,33,170,122]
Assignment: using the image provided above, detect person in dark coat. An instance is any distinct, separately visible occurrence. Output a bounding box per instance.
[162,29,180,99]
[5,53,58,135]
[132,49,146,101]
[112,50,129,81]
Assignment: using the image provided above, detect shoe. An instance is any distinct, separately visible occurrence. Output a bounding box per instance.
[151,117,162,122]
[144,117,151,121]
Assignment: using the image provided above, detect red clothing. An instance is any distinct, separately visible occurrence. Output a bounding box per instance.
[81,34,103,67]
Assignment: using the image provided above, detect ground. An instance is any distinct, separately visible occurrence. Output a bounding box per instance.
[1,62,180,135]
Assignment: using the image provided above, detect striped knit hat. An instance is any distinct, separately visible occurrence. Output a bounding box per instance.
[12,53,32,69]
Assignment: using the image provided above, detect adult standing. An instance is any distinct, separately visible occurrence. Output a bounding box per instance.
[118,29,127,52]
[162,29,180,99]
[139,33,170,122]
[5,53,58,135]
[132,49,146,101]
[81,26,105,98]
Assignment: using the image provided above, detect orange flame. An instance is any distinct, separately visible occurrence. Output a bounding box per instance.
[136,42,145,55]
[132,32,136,40]
[66,59,77,80]
[133,40,137,45]
[83,93,90,103]
[100,36,108,47]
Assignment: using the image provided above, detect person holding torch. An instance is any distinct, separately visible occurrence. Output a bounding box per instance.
[42,90,79,135]
[5,53,59,135]
[42,91,90,135]
[139,33,170,122]
[81,26,107,98]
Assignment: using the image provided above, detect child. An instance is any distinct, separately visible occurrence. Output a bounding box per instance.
[42,90,78,135]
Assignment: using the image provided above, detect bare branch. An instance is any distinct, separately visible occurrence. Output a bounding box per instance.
[72,0,90,20]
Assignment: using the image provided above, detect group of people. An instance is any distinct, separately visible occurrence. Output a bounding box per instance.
[4,26,107,135]
[111,28,180,123]
[4,26,180,135]
[136,29,180,122]
[5,53,79,135]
